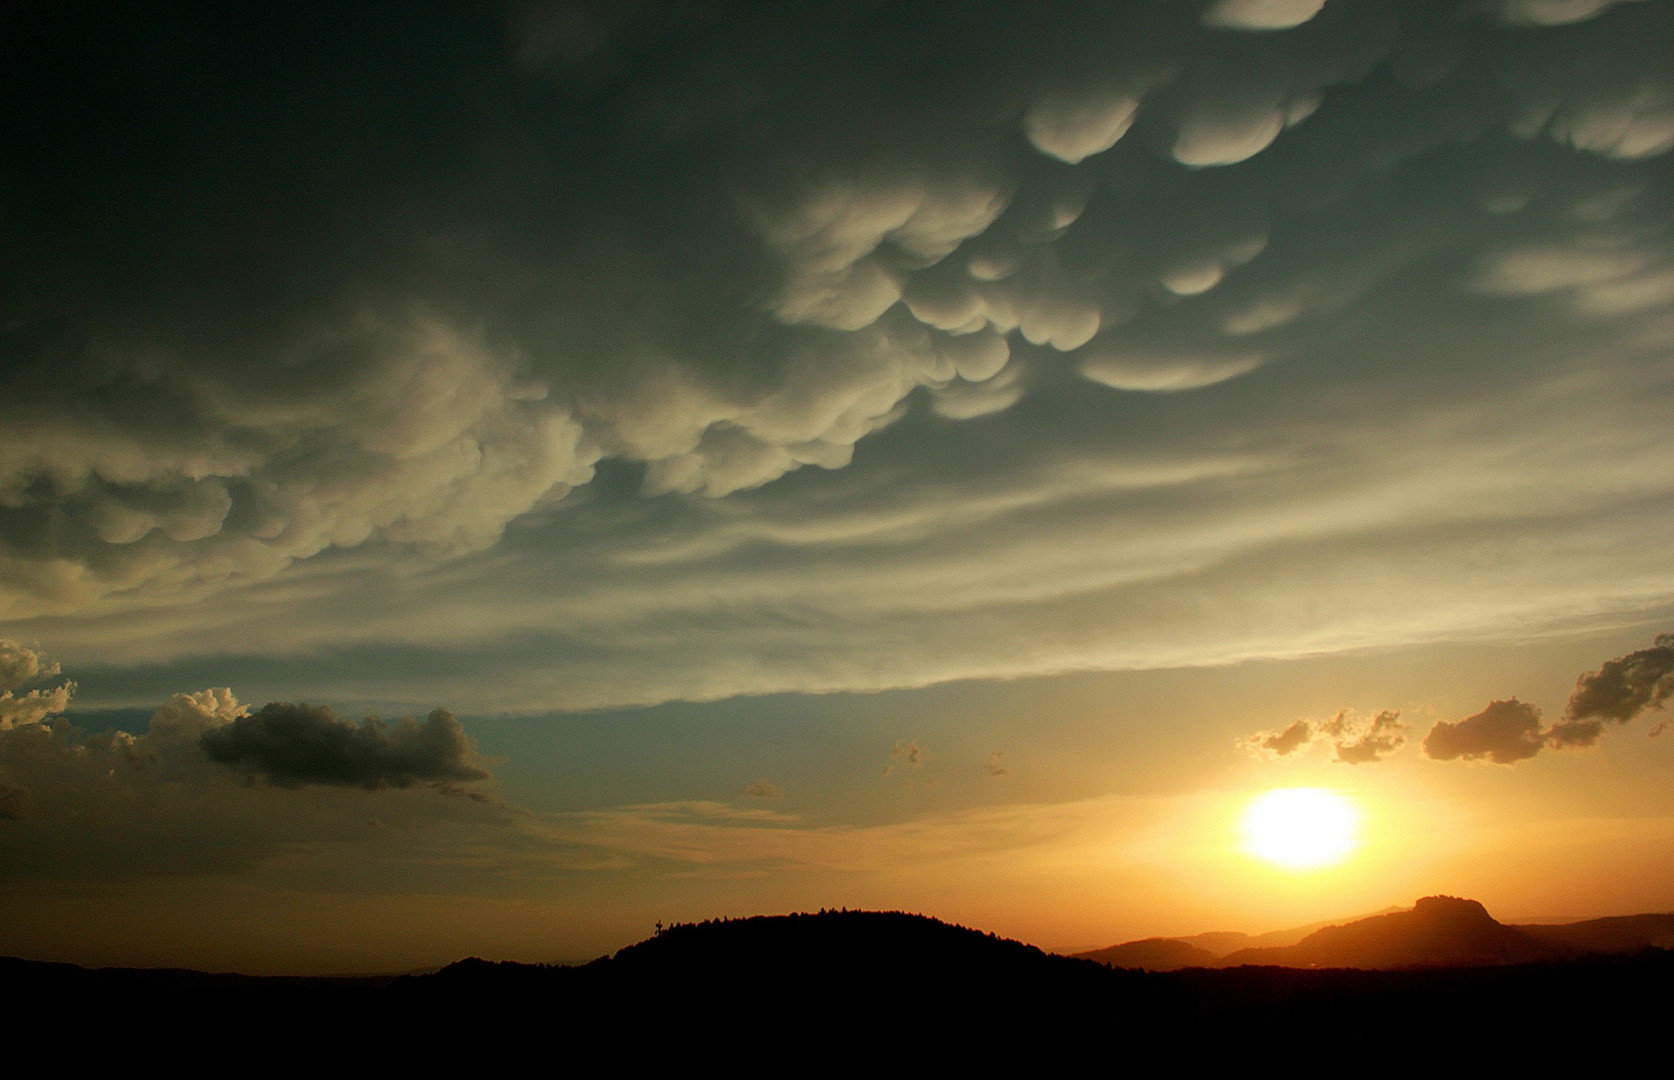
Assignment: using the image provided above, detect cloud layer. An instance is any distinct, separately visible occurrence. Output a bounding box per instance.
[5,2,1674,713]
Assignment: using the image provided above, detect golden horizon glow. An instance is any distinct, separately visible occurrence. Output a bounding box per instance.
[1241,788,1360,870]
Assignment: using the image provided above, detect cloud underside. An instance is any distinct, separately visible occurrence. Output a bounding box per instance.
[4,1,1674,710]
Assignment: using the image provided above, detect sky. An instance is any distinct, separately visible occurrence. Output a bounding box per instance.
[3,0,1674,974]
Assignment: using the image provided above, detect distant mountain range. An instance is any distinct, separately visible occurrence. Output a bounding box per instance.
[1076,895,1674,970]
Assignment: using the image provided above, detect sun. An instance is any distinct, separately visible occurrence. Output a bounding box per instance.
[1240,788,1359,869]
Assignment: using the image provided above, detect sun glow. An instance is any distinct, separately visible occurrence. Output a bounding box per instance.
[1241,788,1359,869]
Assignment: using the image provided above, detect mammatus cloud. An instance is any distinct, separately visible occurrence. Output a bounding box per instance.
[743,779,784,799]
[1242,710,1407,764]
[1424,633,1674,764]
[199,703,491,792]
[7,0,1672,629]
[7,3,1674,719]
[0,640,73,731]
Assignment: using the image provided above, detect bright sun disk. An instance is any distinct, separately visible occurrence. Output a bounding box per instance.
[1241,788,1359,869]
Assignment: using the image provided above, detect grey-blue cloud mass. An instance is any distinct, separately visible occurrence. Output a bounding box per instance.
[200,703,491,790]
[5,1,1674,711]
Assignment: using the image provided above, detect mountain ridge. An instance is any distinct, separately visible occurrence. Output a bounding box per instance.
[1077,895,1674,971]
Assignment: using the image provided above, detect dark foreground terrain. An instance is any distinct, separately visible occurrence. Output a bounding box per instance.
[9,905,1670,1065]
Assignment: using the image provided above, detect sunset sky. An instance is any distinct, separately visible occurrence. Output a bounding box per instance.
[4,0,1674,975]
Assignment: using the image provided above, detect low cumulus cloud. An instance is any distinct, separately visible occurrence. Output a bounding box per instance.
[1424,632,1674,764]
[1550,632,1674,745]
[0,643,500,885]
[1242,709,1407,764]
[0,640,74,731]
[200,703,491,792]
[1423,699,1546,764]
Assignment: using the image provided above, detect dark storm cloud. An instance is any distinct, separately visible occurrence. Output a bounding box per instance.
[6,2,1674,711]
[200,703,491,790]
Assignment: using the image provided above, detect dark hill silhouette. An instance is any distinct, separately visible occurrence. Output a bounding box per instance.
[1079,898,1674,972]
[7,905,1673,1066]
[1074,936,1218,971]
[1217,895,1567,969]
[1521,912,1674,954]
[1075,907,1403,969]
[415,908,1137,1022]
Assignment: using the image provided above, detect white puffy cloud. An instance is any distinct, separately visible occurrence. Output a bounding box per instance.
[0,640,72,731]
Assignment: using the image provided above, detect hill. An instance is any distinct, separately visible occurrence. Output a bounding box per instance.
[8,903,1673,1064]
[1082,897,1674,971]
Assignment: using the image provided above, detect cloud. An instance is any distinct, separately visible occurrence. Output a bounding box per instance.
[1243,719,1314,758]
[1492,0,1646,27]
[0,684,505,883]
[1424,633,1674,763]
[1564,632,1674,723]
[1549,632,1674,746]
[200,703,491,792]
[743,779,784,799]
[0,640,73,731]
[882,738,928,778]
[1243,710,1406,764]
[1423,699,1546,764]
[986,751,1010,778]
[0,640,59,691]
[8,2,1674,717]
[890,739,927,767]
[1323,709,1408,765]
[1203,0,1328,31]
